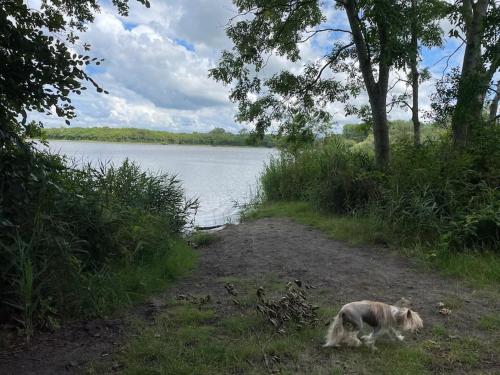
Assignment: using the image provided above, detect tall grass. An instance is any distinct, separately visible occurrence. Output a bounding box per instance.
[0,148,198,336]
[262,137,378,213]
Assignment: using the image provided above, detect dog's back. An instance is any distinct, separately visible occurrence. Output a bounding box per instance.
[341,301,395,328]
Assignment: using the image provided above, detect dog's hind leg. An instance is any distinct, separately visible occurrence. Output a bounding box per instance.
[342,311,363,332]
[341,310,364,347]
[360,332,373,342]
[345,330,362,347]
[324,314,344,347]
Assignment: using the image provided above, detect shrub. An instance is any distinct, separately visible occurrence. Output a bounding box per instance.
[262,137,380,214]
[342,123,370,142]
[445,197,500,250]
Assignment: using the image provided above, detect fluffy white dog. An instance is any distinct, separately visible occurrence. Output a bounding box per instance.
[323,300,423,349]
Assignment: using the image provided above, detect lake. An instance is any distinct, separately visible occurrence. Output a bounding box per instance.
[48,141,277,227]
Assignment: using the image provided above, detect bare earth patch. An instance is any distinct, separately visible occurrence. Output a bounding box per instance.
[1,218,499,374]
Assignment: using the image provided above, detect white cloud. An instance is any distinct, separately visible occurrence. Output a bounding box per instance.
[34,0,466,132]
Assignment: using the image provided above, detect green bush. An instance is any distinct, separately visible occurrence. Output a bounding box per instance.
[0,147,198,333]
[382,125,500,247]
[342,123,370,142]
[344,121,445,147]
[262,137,380,214]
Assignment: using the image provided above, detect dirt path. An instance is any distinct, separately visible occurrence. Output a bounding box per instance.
[1,218,499,374]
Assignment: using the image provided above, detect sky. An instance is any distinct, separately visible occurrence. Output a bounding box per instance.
[37,0,470,133]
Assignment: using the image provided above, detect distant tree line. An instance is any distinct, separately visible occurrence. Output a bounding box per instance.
[42,126,277,147]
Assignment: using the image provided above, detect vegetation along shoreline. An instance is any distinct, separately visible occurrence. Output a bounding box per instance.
[41,126,277,148]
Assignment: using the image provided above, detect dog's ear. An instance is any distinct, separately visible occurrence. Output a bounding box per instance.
[407,309,412,318]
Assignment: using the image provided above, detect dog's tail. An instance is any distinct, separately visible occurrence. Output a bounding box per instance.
[323,312,344,347]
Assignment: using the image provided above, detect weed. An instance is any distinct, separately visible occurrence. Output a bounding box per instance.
[188,232,219,248]
[478,314,500,332]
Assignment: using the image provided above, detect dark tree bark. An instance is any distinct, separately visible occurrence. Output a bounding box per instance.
[451,0,491,145]
[410,0,421,146]
[344,0,390,167]
[489,81,500,124]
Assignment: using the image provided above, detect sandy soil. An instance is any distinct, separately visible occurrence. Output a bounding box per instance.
[1,218,498,374]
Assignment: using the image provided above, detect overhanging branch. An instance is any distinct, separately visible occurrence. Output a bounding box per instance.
[298,28,352,43]
[309,42,355,87]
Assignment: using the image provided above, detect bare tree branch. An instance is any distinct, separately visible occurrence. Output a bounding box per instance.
[309,42,355,87]
[298,28,352,43]
[387,99,412,113]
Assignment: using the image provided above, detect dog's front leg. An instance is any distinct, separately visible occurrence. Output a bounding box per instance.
[364,327,384,350]
[390,328,405,341]
[360,332,373,343]
[364,336,378,352]
[361,332,377,351]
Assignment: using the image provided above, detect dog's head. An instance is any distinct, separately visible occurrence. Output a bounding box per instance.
[396,308,423,332]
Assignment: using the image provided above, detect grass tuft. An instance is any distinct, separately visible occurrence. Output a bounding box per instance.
[189,232,220,248]
[478,314,500,332]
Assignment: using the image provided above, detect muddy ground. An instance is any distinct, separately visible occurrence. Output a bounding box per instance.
[1,218,499,374]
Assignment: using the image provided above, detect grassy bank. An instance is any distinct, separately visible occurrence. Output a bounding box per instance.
[0,149,198,337]
[42,127,277,147]
[244,201,500,288]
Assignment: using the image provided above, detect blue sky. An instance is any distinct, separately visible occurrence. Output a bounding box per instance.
[174,38,196,52]
[35,0,490,133]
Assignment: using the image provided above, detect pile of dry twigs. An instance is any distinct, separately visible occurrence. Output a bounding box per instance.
[255,280,319,333]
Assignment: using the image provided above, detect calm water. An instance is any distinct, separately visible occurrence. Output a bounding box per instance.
[48,141,276,227]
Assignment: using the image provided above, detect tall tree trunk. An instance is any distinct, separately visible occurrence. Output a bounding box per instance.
[344,0,390,167]
[451,0,489,146]
[371,94,390,166]
[410,0,420,146]
[489,81,500,124]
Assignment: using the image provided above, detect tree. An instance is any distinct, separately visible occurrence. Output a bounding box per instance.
[409,0,422,146]
[448,0,499,145]
[210,0,411,168]
[0,0,150,150]
[209,127,227,135]
[388,0,445,145]
[489,80,500,123]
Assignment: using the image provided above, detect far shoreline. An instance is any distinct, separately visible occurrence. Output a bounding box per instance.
[41,126,277,148]
[45,138,276,148]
